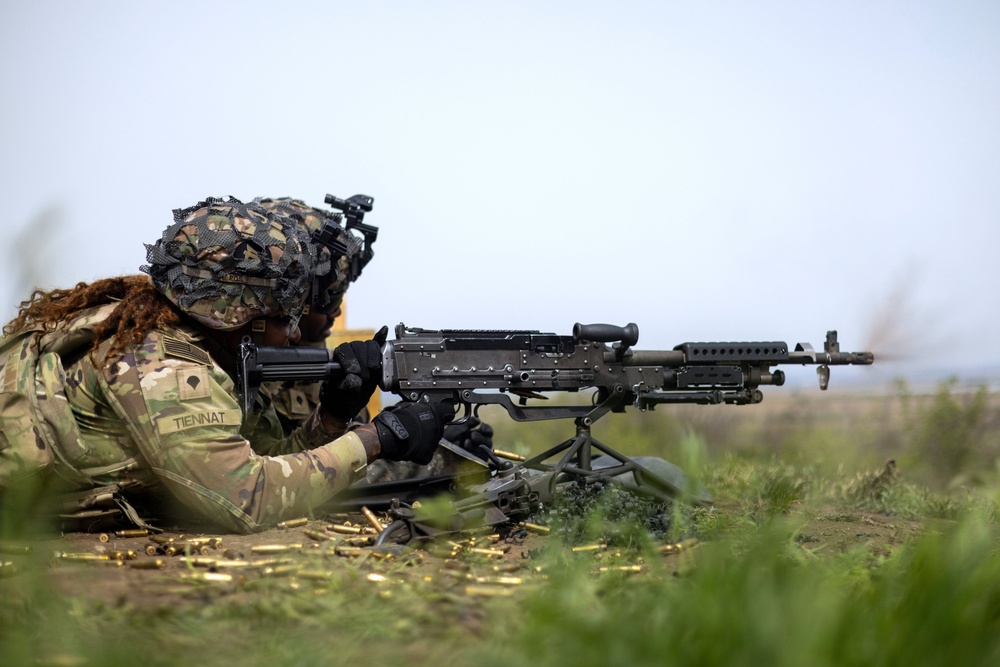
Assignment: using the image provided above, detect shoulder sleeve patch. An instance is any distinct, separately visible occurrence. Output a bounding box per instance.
[162,335,212,366]
[177,366,212,401]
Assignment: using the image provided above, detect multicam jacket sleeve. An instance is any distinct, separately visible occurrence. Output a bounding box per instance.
[95,327,369,533]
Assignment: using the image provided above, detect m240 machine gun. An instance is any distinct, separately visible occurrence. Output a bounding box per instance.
[238,323,874,536]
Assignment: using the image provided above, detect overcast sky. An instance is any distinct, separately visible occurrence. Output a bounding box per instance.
[2,1,998,388]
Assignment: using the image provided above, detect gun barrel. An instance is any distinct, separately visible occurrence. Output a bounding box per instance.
[614,347,873,368]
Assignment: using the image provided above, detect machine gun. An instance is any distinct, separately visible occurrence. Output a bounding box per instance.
[238,322,873,523]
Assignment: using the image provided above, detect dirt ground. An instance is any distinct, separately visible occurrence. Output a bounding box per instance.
[0,504,924,612]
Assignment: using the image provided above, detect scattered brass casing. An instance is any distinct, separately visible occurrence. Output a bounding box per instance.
[360,506,385,532]
[251,544,302,554]
[465,585,514,597]
[468,548,505,559]
[129,559,166,570]
[598,565,644,573]
[658,538,699,555]
[522,523,550,535]
[326,524,361,535]
[334,546,368,558]
[493,449,526,462]
[180,571,233,583]
[473,576,523,586]
[178,557,217,568]
[276,517,309,529]
[491,563,522,573]
[0,544,32,555]
[115,529,149,538]
[304,530,330,542]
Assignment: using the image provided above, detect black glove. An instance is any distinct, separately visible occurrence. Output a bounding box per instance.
[320,326,388,420]
[443,417,494,457]
[373,402,456,465]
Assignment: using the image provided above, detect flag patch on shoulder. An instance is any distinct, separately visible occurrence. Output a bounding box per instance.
[162,335,212,366]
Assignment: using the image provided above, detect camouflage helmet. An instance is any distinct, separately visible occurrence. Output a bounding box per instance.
[254,197,363,313]
[142,196,314,330]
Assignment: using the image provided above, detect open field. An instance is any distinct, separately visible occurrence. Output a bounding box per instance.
[2,380,1000,666]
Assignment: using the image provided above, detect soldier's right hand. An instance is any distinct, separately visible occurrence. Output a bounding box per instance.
[373,402,456,465]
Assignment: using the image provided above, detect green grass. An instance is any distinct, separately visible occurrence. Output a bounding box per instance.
[3,380,1000,666]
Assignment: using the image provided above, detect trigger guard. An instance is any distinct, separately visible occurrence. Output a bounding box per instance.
[451,402,474,426]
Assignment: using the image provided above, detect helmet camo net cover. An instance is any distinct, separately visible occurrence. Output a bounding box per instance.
[142,196,314,330]
[255,197,363,313]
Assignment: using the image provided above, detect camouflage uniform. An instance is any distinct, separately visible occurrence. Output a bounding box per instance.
[58,305,369,533]
[2,197,374,533]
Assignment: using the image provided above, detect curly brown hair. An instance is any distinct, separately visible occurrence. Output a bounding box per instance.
[3,275,183,365]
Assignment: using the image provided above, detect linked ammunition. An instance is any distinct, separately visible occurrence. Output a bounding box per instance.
[522,522,551,535]
[251,544,302,554]
[304,530,330,542]
[326,524,361,535]
[493,449,526,462]
[360,506,384,532]
[276,517,309,529]
[129,559,166,570]
[115,529,149,538]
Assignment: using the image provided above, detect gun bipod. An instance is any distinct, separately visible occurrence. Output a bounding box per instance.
[520,418,712,506]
